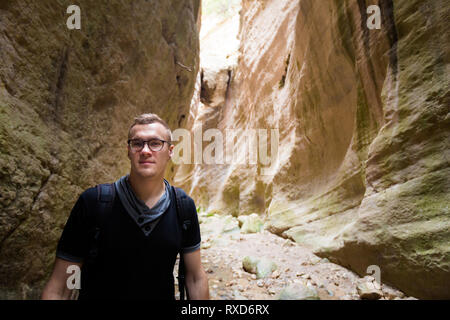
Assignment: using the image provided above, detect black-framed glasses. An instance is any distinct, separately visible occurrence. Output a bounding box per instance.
[127,138,171,152]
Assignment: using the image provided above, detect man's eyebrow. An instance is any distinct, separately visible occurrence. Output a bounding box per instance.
[130,135,163,140]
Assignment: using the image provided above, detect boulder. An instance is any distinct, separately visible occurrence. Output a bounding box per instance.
[357,281,383,300]
[277,284,320,300]
[221,215,241,234]
[240,213,264,234]
[242,256,277,279]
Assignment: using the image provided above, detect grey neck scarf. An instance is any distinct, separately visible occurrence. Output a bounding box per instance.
[114,175,171,236]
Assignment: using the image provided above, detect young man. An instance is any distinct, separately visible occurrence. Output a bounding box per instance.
[42,113,209,299]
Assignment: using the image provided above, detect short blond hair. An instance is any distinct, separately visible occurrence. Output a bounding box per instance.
[128,113,172,142]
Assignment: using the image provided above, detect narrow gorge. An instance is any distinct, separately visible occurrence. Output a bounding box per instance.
[0,0,448,299]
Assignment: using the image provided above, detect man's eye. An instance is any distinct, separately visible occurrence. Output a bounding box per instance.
[132,140,143,147]
[150,141,162,147]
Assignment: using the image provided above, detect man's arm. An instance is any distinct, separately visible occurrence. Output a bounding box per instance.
[183,249,209,300]
[41,258,82,300]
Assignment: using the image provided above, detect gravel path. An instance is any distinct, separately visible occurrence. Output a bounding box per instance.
[175,215,414,300]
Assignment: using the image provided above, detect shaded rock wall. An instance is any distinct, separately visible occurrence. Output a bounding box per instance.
[175,0,449,298]
[0,0,200,299]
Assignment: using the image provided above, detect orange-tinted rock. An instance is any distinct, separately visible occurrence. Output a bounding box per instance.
[176,0,449,299]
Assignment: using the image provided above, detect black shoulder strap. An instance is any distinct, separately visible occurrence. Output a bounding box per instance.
[172,186,192,231]
[172,186,192,300]
[88,183,115,259]
[96,183,115,226]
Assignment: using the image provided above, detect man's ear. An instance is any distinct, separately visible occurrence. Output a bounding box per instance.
[168,144,174,158]
[127,145,131,160]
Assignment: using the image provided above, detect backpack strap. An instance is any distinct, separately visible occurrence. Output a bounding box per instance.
[172,186,193,300]
[98,183,115,204]
[172,186,192,230]
[96,183,115,230]
[88,183,115,259]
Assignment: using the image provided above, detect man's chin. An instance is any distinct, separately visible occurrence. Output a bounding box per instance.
[134,168,159,179]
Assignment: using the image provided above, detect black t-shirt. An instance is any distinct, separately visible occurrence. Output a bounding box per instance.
[56,183,201,300]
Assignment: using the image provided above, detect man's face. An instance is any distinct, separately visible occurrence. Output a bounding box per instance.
[127,123,174,179]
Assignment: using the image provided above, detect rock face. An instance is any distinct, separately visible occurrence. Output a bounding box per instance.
[0,0,200,299]
[176,0,449,299]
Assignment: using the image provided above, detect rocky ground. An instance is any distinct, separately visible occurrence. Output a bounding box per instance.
[175,213,416,300]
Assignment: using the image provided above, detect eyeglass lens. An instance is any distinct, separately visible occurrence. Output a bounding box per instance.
[130,139,164,151]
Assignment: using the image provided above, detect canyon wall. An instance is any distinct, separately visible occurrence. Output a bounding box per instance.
[0,0,200,298]
[175,0,449,299]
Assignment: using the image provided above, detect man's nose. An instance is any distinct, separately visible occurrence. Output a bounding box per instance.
[141,142,153,154]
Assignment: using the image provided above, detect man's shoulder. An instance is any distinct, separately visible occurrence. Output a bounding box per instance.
[77,183,114,209]
[172,186,196,205]
[78,185,98,202]
[171,186,197,215]
[172,186,192,200]
[79,183,116,202]
[73,184,117,220]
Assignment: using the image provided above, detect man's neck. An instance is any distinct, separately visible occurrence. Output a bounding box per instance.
[128,172,166,205]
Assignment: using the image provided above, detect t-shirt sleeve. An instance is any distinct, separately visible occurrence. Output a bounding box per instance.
[56,193,90,263]
[180,197,201,254]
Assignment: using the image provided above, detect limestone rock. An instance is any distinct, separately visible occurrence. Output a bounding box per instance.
[0,0,200,299]
[357,281,383,300]
[382,286,405,300]
[221,215,241,234]
[277,284,320,300]
[175,0,450,299]
[239,213,264,234]
[242,256,259,274]
[242,256,277,279]
[201,242,212,250]
[271,270,281,279]
[201,214,240,237]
